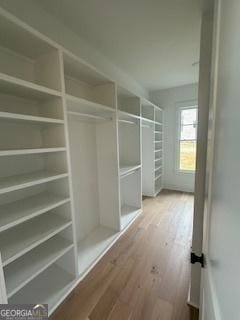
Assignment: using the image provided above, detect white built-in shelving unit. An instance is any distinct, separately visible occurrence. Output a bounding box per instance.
[117,87,142,229]
[141,99,163,197]
[0,7,163,314]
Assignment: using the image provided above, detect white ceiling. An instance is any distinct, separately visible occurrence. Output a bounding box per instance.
[37,0,202,92]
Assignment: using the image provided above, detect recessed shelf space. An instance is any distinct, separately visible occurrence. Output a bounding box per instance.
[4,234,74,298]
[0,118,65,152]
[63,51,115,109]
[0,209,72,266]
[66,94,115,123]
[141,100,155,121]
[0,91,64,121]
[0,152,68,194]
[117,86,140,116]
[155,150,162,161]
[120,169,141,230]
[77,226,118,276]
[155,175,162,194]
[0,13,62,92]
[118,113,141,171]
[0,179,70,232]
[8,258,75,314]
[155,131,163,142]
[154,107,163,124]
[67,106,120,276]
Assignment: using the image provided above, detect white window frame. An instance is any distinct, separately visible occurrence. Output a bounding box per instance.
[175,100,198,173]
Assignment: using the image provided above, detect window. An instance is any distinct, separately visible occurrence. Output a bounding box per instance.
[178,106,198,171]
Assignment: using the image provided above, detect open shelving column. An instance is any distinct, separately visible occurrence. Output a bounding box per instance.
[63,50,120,277]
[154,107,164,194]
[0,10,77,314]
[117,86,142,230]
[141,99,163,197]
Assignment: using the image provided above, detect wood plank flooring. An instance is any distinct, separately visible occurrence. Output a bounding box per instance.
[51,190,199,320]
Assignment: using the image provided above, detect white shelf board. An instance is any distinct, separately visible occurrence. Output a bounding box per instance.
[0,147,66,157]
[8,264,75,314]
[154,121,163,125]
[155,157,162,162]
[0,192,70,232]
[0,170,68,194]
[77,226,117,276]
[120,165,141,177]
[0,111,64,124]
[0,213,72,266]
[155,165,163,171]
[155,174,162,180]
[121,205,141,230]
[154,149,162,152]
[141,117,155,124]
[66,94,115,116]
[5,236,73,298]
[118,110,140,120]
[0,72,62,100]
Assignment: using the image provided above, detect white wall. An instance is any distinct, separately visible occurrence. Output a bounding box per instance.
[151,83,198,193]
[0,0,148,99]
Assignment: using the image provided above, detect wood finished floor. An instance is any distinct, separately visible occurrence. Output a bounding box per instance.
[51,190,198,320]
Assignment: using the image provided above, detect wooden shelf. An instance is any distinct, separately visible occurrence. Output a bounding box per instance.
[0,170,68,195]
[0,147,66,157]
[0,111,64,124]
[77,226,117,276]
[120,165,141,177]
[8,264,75,313]
[121,205,141,229]
[0,213,72,266]
[0,72,62,100]
[0,192,70,232]
[5,236,73,298]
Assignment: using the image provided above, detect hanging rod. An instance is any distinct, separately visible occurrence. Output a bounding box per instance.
[68,111,112,121]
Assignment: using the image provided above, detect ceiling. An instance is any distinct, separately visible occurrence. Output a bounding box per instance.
[37,0,202,92]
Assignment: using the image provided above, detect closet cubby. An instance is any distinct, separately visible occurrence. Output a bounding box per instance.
[63,51,115,110]
[66,90,120,276]
[155,108,163,124]
[118,112,141,176]
[0,92,64,120]
[141,99,155,122]
[120,169,142,229]
[0,178,70,233]
[8,247,76,313]
[0,15,62,93]
[0,152,68,194]
[117,86,141,116]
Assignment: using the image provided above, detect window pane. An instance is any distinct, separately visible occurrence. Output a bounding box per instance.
[180,124,197,140]
[181,108,197,125]
[179,140,196,171]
